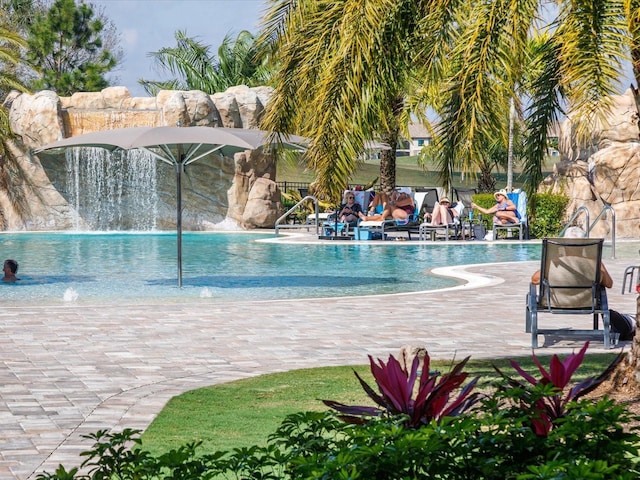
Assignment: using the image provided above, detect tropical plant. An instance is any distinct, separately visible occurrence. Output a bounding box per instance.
[323,352,481,428]
[260,0,638,206]
[139,30,272,96]
[260,0,428,200]
[26,0,117,95]
[494,341,623,436]
[0,18,36,228]
[35,344,640,480]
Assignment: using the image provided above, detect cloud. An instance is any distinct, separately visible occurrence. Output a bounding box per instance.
[122,28,139,48]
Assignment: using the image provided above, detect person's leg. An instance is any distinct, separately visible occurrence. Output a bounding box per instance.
[429,205,443,225]
[495,211,517,224]
[359,211,385,221]
[391,207,409,220]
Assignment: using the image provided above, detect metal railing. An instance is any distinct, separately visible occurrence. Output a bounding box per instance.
[559,206,590,237]
[275,195,319,235]
[560,205,616,258]
[590,205,616,259]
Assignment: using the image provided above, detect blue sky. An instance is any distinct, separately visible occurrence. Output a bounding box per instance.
[91,0,267,96]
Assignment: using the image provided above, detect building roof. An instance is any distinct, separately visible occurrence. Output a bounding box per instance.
[408,122,431,139]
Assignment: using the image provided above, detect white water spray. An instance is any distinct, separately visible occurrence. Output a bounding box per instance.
[63,287,79,302]
[66,148,158,230]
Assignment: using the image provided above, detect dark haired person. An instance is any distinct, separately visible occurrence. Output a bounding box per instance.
[2,259,20,282]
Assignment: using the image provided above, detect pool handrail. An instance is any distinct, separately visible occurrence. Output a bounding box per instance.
[275,195,319,235]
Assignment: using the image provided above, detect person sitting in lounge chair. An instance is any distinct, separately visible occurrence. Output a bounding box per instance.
[425,197,459,226]
[471,189,518,225]
[359,190,414,222]
[530,227,613,288]
[337,191,362,226]
[367,189,388,215]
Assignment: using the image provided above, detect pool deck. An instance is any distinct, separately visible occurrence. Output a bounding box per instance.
[1,237,638,479]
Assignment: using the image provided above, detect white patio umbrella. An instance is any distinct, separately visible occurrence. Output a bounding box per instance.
[35,126,307,287]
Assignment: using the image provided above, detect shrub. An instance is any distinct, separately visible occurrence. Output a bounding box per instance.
[38,344,640,480]
[322,352,481,428]
[528,192,569,238]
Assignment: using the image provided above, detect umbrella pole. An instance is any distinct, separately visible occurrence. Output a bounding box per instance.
[176,160,184,287]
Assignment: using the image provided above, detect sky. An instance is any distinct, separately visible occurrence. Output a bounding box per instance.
[90,0,268,97]
[90,0,635,98]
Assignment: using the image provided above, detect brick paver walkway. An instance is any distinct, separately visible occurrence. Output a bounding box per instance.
[0,253,637,479]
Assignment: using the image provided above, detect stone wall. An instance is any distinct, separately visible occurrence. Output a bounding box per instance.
[541,88,640,239]
[2,85,282,231]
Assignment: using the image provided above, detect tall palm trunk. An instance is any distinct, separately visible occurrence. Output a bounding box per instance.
[379,128,399,193]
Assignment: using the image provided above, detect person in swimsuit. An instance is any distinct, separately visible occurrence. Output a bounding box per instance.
[359,189,414,221]
[426,196,459,226]
[471,189,518,225]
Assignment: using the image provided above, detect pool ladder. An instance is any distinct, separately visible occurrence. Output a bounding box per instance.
[560,205,616,258]
[275,195,320,235]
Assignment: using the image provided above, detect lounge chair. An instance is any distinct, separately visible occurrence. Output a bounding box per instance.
[418,201,466,240]
[354,188,421,240]
[494,191,528,240]
[525,237,613,348]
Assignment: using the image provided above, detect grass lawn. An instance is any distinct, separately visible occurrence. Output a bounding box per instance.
[140,352,618,456]
[277,155,556,189]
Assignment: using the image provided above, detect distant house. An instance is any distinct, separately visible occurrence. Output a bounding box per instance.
[398,120,561,158]
[403,122,433,157]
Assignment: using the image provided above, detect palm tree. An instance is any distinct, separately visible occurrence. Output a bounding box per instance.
[0,19,34,228]
[260,0,637,202]
[259,0,431,200]
[430,1,633,200]
[139,30,272,96]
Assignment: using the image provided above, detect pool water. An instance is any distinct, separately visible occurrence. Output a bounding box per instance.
[0,232,550,306]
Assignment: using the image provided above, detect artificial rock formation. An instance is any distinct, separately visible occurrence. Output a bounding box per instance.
[3,85,282,231]
[541,88,640,238]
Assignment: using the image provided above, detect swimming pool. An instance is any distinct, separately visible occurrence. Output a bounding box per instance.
[0,232,549,306]
[1,232,634,306]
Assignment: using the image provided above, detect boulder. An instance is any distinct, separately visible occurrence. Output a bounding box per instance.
[242,177,282,227]
[211,91,242,127]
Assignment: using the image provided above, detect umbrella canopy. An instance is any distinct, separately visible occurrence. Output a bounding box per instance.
[35,126,307,287]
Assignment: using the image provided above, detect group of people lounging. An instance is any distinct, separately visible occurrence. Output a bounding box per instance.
[336,189,417,226]
[336,187,520,228]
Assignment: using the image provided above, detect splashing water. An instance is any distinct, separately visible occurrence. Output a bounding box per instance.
[63,287,79,302]
[199,287,212,298]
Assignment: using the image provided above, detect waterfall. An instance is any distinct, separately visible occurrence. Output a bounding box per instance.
[66,148,159,231]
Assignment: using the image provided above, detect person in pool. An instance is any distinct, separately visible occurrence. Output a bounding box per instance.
[471,189,518,225]
[2,259,20,282]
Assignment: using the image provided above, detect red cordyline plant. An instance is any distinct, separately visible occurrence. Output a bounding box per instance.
[323,351,481,428]
[495,341,623,436]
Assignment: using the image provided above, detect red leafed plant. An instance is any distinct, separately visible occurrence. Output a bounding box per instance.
[323,351,481,428]
[495,341,623,436]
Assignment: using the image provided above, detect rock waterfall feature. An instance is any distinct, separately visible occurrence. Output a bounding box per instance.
[3,85,282,231]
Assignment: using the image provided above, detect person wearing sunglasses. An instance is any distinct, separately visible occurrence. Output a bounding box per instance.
[338,191,363,226]
[427,196,459,226]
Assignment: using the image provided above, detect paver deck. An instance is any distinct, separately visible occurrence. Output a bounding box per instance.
[0,250,637,479]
